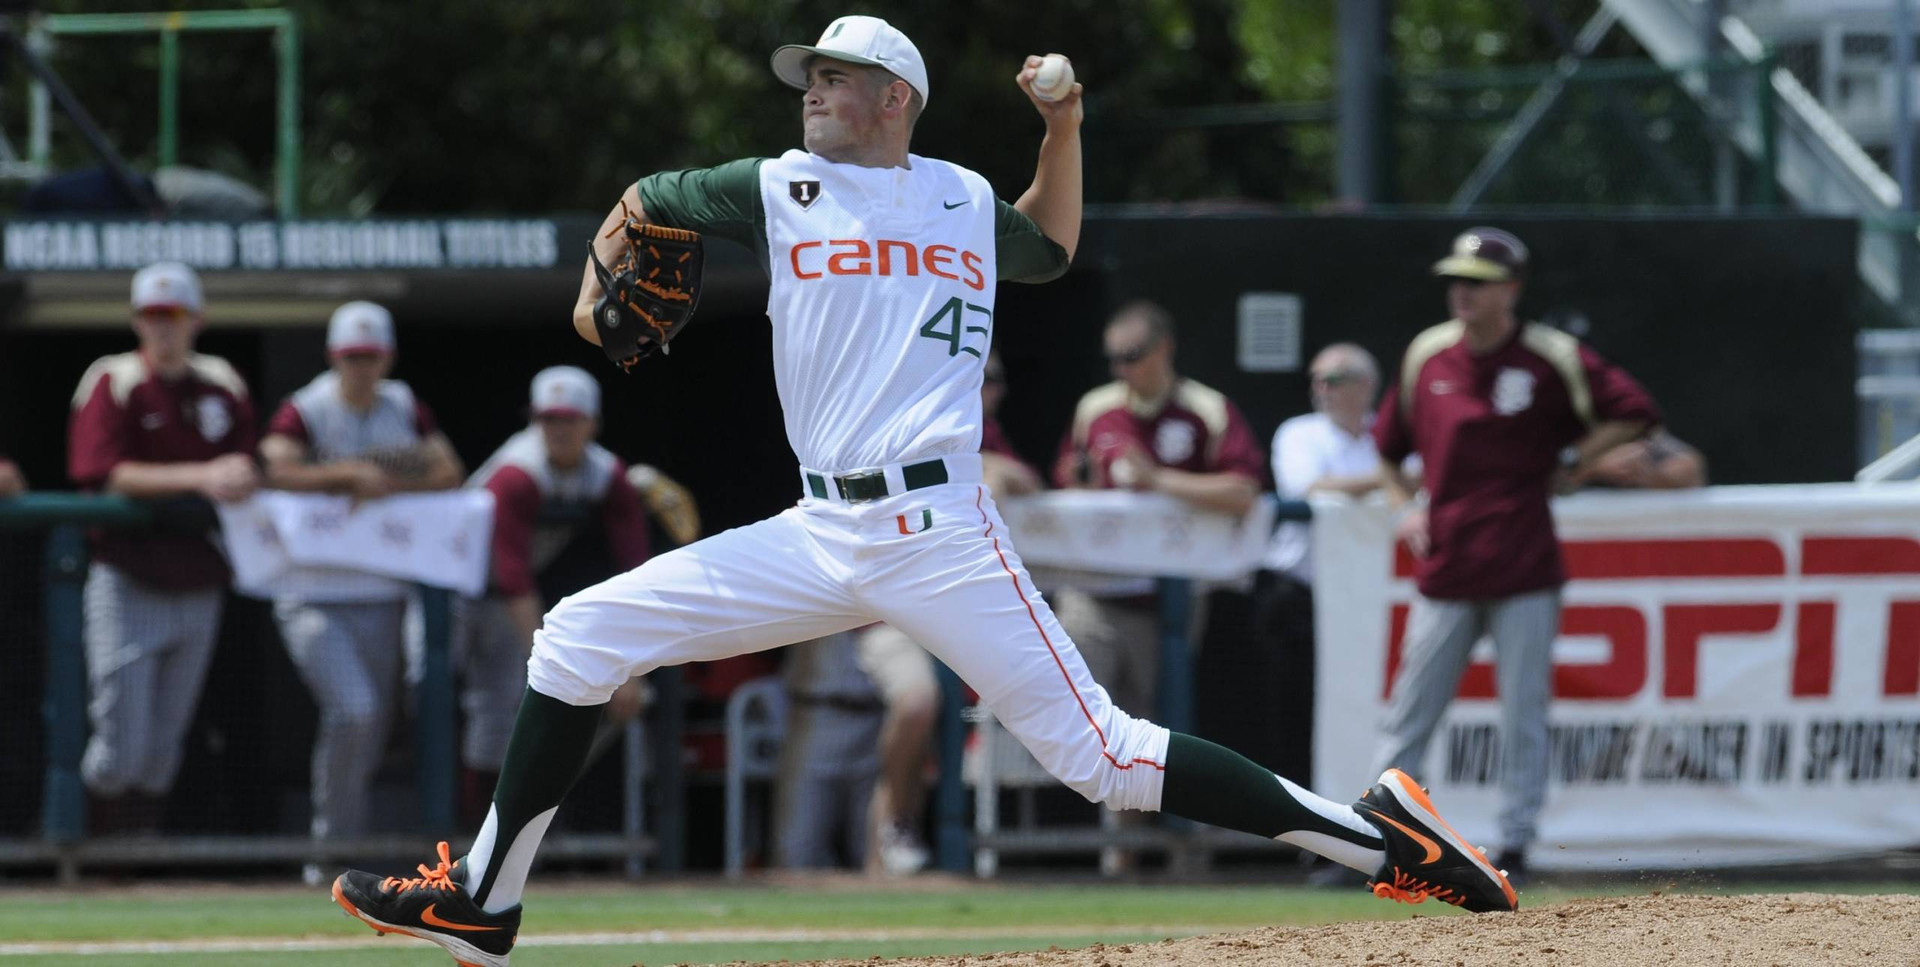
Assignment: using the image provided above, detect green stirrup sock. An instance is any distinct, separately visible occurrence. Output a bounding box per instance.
[465,688,606,908]
[1160,732,1383,849]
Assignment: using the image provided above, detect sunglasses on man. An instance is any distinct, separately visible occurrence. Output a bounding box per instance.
[1312,370,1363,387]
[1105,340,1157,365]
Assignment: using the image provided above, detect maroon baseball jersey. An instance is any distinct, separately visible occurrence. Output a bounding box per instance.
[1373,321,1660,599]
[1053,378,1265,489]
[469,428,649,597]
[68,352,257,590]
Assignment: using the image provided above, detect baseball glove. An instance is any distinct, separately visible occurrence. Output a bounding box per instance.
[587,202,704,371]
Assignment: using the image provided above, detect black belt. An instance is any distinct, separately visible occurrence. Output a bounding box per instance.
[804,458,949,503]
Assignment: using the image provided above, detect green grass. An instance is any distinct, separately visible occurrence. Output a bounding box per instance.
[2,880,1915,966]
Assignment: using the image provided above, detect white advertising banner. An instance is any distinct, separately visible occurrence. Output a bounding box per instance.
[1312,484,1920,870]
[997,490,1277,579]
[218,490,495,597]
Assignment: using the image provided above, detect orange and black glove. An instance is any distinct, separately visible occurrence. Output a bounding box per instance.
[588,204,704,370]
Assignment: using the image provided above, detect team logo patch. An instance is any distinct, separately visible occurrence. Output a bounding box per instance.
[896,509,933,535]
[789,180,822,210]
[1492,367,1536,415]
[195,395,232,442]
[1154,420,1198,465]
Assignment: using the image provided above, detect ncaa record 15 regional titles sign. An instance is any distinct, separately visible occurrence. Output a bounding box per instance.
[3,218,567,272]
[1310,484,1920,871]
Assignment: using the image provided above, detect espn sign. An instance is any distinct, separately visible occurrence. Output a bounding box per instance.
[1313,485,1920,868]
[1384,536,1920,701]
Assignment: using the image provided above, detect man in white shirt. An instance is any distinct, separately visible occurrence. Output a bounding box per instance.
[1260,343,1383,785]
[1267,343,1384,581]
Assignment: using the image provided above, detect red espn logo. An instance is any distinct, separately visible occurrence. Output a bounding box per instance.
[1386,536,1920,701]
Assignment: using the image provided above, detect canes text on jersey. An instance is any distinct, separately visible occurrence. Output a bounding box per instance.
[789,239,987,291]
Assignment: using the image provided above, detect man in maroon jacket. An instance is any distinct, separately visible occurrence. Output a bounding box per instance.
[67,261,260,833]
[1050,300,1266,726]
[1372,228,1659,880]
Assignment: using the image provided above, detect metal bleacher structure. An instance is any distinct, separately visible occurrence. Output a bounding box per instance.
[1472,0,1920,470]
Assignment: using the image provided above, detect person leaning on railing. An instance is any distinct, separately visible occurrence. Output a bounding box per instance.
[65,260,261,837]
[257,300,465,884]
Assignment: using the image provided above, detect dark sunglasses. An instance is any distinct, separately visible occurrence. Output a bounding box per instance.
[1312,370,1363,387]
[1105,340,1157,365]
[1444,276,1493,289]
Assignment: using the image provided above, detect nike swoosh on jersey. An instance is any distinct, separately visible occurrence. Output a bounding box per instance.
[1372,813,1443,865]
[943,200,967,209]
[420,903,501,933]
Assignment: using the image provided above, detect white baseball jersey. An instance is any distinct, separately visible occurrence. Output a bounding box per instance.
[267,372,435,602]
[757,151,995,471]
[636,152,1066,473]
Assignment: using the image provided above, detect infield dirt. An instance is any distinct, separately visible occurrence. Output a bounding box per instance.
[789,893,1919,966]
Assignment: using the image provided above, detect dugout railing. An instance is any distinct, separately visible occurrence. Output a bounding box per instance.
[937,497,1316,876]
[0,492,1309,880]
[0,493,658,882]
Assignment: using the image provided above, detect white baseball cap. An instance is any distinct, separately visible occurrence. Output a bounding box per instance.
[530,365,600,419]
[326,301,395,355]
[131,261,203,313]
[771,15,930,105]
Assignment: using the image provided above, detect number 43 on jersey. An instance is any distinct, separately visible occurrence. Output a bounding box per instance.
[919,297,992,358]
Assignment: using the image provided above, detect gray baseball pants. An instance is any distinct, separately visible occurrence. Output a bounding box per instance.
[275,598,407,841]
[1372,587,1561,852]
[455,596,528,771]
[80,562,224,796]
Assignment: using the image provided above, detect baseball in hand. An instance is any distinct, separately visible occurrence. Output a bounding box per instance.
[1032,54,1074,102]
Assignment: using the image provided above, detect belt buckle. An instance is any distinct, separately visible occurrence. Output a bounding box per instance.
[834,469,888,503]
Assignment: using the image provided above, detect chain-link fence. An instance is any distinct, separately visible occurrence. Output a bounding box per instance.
[0,497,655,882]
[1391,56,1779,210]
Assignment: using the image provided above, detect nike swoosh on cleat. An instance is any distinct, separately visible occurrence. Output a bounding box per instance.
[1372,813,1443,865]
[420,903,502,933]
[943,200,967,209]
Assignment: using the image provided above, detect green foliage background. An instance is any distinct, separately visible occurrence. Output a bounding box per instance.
[21,1,1661,214]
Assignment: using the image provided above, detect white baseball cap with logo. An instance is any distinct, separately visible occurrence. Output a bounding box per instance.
[131,261,204,314]
[530,365,600,419]
[771,15,929,105]
[326,301,396,356]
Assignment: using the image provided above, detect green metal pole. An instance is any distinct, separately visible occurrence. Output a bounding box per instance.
[417,586,455,832]
[41,526,89,846]
[276,17,301,216]
[1756,49,1779,210]
[158,26,179,168]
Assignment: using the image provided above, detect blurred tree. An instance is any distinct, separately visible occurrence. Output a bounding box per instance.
[16,0,1653,214]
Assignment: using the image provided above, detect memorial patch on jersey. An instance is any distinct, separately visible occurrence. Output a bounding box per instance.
[789,180,822,210]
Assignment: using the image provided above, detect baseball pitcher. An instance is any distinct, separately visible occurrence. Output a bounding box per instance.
[332,18,1516,965]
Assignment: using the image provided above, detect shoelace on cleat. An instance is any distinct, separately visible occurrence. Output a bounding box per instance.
[1370,867,1467,908]
[380,841,461,894]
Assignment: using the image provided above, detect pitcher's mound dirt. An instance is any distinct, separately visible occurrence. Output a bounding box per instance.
[800,893,1920,966]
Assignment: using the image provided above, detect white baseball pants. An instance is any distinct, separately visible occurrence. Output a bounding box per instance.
[530,464,1171,812]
